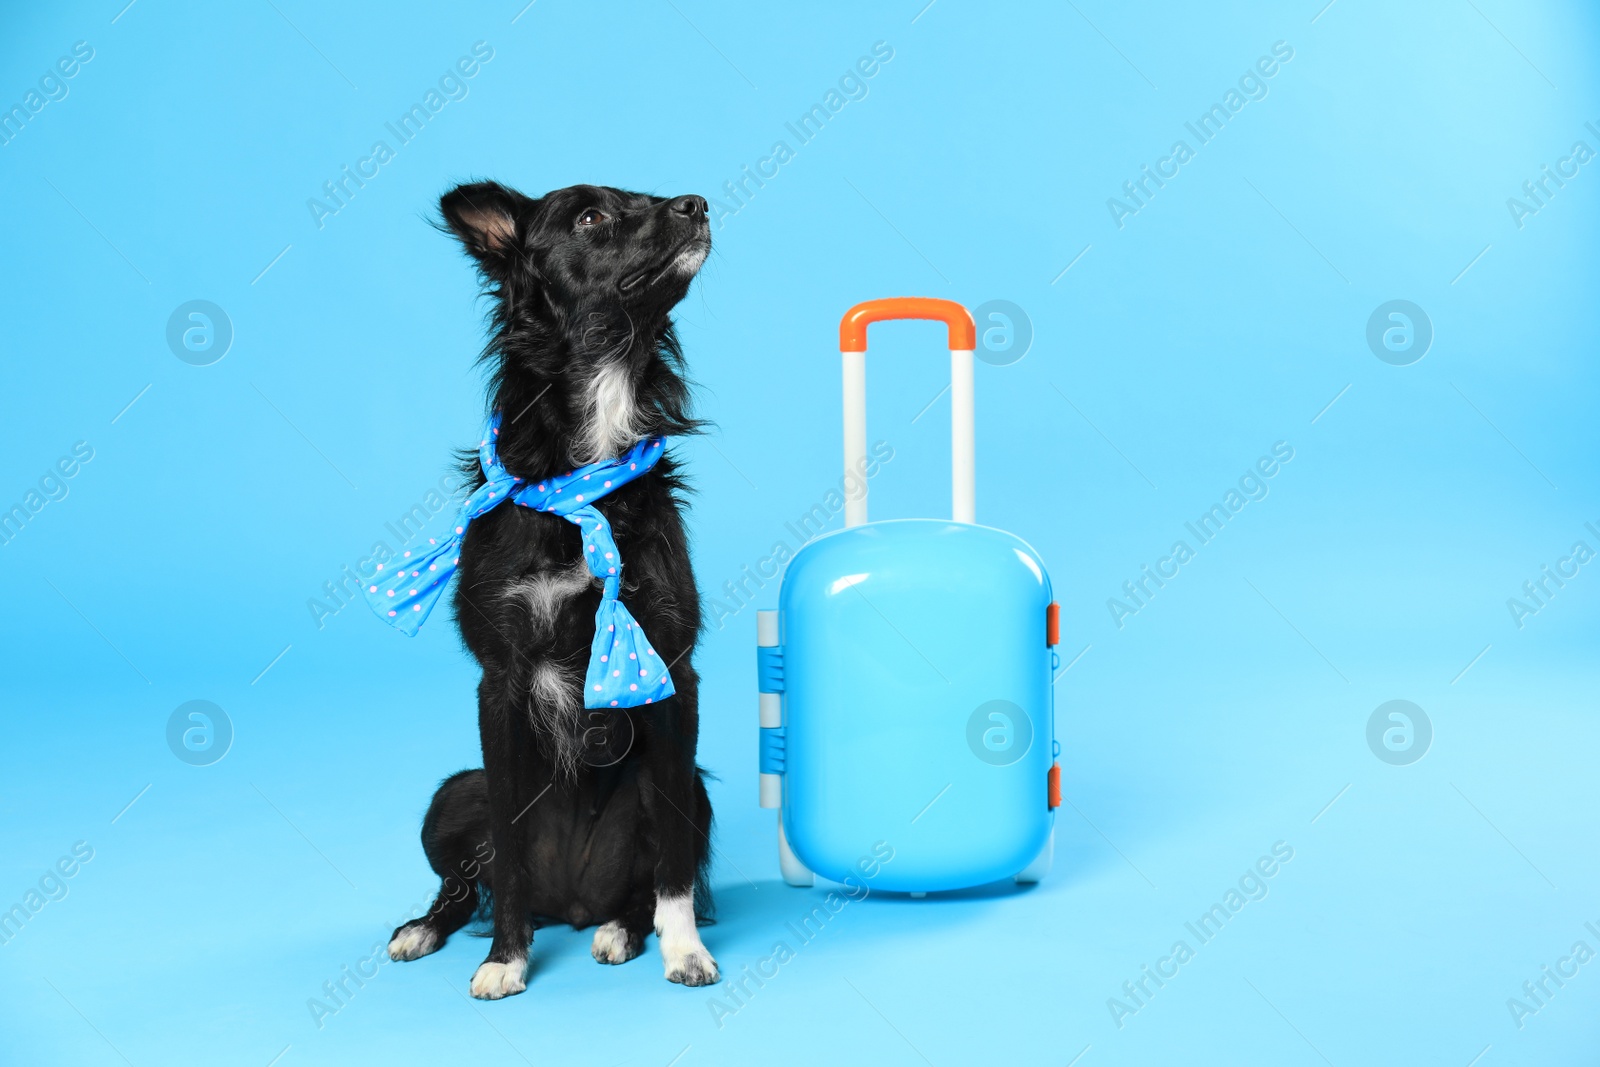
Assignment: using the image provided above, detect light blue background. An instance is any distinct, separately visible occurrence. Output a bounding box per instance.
[2,1,1597,1064]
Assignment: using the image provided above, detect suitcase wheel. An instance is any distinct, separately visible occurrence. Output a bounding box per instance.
[777,818,814,887]
[1014,826,1054,885]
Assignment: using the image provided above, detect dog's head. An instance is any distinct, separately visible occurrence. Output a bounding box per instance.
[440,180,709,468]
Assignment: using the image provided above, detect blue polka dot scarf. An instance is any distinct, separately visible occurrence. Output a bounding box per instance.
[365,412,676,709]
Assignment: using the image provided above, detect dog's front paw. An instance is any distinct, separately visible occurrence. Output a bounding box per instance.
[470,958,527,1000]
[388,920,439,962]
[592,921,643,965]
[663,945,719,986]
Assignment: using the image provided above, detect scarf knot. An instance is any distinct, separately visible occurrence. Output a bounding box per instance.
[364,413,674,709]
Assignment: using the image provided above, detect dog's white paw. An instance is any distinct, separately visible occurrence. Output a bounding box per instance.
[663,944,719,987]
[469,959,527,1000]
[592,921,641,965]
[654,891,718,986]
[387,922,439,962]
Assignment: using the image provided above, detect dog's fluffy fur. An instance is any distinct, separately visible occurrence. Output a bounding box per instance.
[386,182,718,995]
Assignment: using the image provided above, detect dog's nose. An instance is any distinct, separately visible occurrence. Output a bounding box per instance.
[669,195,708,218]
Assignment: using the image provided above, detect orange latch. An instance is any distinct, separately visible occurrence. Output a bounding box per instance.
[1046,602,1060,647]
[1048,762,1061,809]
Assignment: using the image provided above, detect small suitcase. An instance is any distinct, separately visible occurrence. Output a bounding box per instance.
[756,298,1060,894]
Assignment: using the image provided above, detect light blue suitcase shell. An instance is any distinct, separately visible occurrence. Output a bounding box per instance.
[755,298,1059,894]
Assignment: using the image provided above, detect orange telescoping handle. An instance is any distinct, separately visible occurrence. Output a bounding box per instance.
[837,297,978,526]
[839,297,976,352]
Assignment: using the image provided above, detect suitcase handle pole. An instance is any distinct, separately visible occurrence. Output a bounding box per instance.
[838,298,978,528]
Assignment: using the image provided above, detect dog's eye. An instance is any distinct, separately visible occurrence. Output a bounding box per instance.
[577,209,607,227]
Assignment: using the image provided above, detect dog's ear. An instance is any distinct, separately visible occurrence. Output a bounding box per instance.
[440,181,525,276]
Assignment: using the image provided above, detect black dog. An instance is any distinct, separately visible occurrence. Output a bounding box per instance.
[386,181,718,997]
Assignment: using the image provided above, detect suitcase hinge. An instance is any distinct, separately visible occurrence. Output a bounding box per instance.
[759,726,786,775]
[757,645,785,692]
[757,611,784,808]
